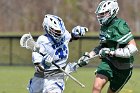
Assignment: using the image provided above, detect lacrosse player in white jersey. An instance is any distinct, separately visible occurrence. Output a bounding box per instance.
[27,14,88,93]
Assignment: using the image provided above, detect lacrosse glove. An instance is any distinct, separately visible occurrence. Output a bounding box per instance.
[77,52,90,67]
[42,53,53,68]
[72,26,88,38]
[99,48,114,58]
[65,62,78,74]
[34,53,53,73]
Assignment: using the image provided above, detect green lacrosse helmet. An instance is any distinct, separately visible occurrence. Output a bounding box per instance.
[95,0,119,25]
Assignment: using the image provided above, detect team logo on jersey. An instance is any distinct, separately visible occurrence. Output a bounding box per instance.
[99,30,111,42]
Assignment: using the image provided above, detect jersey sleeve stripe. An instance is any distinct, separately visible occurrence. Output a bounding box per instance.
[117,32,131,42]
[119,34,133,43]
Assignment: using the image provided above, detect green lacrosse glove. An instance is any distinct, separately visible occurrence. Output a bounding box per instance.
[99,48,114,58]
[77,52,90,67]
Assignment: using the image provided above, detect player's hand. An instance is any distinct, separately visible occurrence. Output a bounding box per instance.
[65,62,78,74]
[99,48,114,58]
[34,63,45,73]
[77,52,90,67]
[72,26,88,37]
[43,53,53,68]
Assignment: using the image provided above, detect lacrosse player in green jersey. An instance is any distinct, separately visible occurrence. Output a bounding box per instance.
[73,0,138,93]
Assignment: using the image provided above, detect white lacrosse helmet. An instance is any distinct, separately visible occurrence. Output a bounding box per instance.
[42,14,66,42]
[95,0,119,25]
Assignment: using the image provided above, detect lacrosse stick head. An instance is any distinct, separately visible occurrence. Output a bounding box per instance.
[42,14,66,43]
[20,33,37,50]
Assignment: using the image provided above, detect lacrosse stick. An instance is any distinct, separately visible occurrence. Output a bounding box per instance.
[52,61,85,88]
[86,54,99,61]
[20,33,39,51]
[65,55,99,81]
[77,54,99,66]
[43,53,85,88]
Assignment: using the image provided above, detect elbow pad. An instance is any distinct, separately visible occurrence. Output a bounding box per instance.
[115,44,138,58]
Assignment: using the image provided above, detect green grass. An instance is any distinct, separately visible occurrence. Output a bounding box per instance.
[0,66,140,93]
[0,66,34,93]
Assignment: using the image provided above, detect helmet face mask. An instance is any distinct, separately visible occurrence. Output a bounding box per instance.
[42,14,65,42]
[48,27,62,40]
[95,0,119,25]
[97,10,111,25]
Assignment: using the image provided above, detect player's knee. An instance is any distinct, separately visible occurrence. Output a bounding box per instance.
[93,84,102,92]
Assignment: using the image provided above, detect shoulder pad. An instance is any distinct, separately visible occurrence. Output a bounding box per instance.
[36,35,50,44]
[113,18,130,35]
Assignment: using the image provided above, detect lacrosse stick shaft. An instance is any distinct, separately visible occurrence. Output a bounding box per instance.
[52,62,85,88]
[87,55,99,61]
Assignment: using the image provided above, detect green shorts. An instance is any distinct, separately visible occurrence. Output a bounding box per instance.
[96,60,133,92]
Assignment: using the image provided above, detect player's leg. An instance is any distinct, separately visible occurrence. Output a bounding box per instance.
[27,76,44,93]
[92,74,108,93]
[107,68,132,93]
[93,61,113,93]
[43,73,65,93]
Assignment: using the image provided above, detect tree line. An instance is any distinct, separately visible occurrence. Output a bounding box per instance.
[0,0,140,33]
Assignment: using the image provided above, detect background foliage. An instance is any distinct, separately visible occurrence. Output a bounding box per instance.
[0,0,140,35]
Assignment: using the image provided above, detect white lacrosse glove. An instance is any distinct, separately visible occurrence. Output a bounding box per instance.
[99,48,114,58]
[20,33,40,52]
[77,52,90,67]
[65,62,78,74]
[72,26,88,37]
[64,62,79,81]
[41,53,53,68]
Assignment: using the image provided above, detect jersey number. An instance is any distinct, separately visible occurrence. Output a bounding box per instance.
[55,45,68,59]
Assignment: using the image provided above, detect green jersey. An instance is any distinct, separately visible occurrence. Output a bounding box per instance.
[99,17,134,69]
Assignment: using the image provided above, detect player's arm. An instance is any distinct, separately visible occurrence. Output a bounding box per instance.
[77,43,104,67]
[99,39,138,58]
[64,45,101,74]
[112,39,138,58]
[32,52,45,72]
[70,26,88,41]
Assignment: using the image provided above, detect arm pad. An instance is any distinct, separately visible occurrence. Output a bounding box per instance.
[115,44,138,58]
[93,44,103,54]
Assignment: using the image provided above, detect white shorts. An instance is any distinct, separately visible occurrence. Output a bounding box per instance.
[27,73,65,93]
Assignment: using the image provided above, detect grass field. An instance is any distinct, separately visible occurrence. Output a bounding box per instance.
[0,66,140,93]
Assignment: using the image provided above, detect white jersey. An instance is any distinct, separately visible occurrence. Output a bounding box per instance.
[32,30,71,71]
